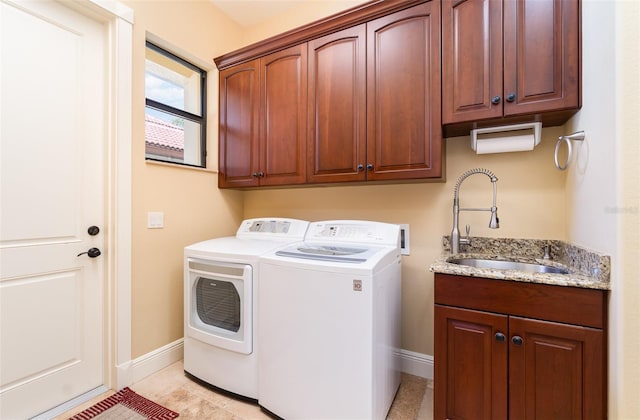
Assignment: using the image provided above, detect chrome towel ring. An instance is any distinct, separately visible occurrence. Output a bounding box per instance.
[554,131,585,170]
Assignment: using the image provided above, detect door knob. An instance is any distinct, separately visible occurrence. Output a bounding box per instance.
[88,226,100,236]
[78,248,101,258]
[495,332,506,342]
[512,335,523,346]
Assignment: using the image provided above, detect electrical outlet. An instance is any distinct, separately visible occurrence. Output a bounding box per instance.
[400,224,410,255]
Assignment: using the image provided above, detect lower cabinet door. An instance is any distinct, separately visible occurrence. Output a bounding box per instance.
[434,305,508,420]
[508,316,605,420]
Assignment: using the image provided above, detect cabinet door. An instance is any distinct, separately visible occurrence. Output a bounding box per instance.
[509,316,604,420]
[503,0,580,116]
[442,0,503,124]
[307,25,366,184]
[366,2,442,181]
[260,44,307,186]
[435,305,508,420]
[218,60,260,188]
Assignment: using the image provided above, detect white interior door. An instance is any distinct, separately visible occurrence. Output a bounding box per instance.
[0,1,106,418]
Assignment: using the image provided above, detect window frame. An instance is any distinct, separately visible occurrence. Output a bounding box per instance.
[145,41,207,168]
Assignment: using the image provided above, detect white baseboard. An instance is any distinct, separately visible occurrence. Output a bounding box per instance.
[122,341,430,387]
[398,349,434,380]
[116,360,133,389]
[130,338,184,384]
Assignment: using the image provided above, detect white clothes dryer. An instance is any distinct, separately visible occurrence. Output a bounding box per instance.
[258,220,402,419]
[184,218,309,400]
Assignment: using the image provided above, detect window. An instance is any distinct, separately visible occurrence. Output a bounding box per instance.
[145,41,206,167]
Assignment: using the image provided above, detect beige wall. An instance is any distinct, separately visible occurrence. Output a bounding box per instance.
[240,0,369,46]
[245,132,568,354]
[124,0,246,358]
[568,0,640,417]
[614,1,640,415]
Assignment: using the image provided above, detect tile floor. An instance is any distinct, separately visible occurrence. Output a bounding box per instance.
[58,360,433,419]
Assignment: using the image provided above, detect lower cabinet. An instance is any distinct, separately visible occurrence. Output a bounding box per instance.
[434,273,607,420]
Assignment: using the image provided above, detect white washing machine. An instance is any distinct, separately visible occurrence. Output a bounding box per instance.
[183,218,309,400]
[258,220,402,419]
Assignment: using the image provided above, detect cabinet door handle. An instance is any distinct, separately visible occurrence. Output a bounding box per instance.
[357,164,364,171]
[366,163,373,171]
[512,335,524,346]
[258,171,265,178]
[495,332,506,342]
[491,95,501,105]
[252,172,258,178]
[506,93,516,103]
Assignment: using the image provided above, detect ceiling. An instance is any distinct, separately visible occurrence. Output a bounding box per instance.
[209,0,301,27]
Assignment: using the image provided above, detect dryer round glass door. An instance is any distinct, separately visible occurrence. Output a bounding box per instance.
[186,259,253,354]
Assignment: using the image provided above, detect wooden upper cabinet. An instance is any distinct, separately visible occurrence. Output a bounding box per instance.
[217,0,443,188]
[503,0,580,116]
[308,2,442,184]
[259,45,307,186]
[218,45,307,188]
[442,0,581,127]
[366,1,442,181]
[307,25,367,184]
[218,60,260,188]
[442,0,502,124]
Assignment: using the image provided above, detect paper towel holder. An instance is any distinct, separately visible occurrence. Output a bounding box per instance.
[554,131,585,171]
[470,122,542,154]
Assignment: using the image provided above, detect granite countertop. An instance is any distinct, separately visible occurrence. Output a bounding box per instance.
[429,236,611,291]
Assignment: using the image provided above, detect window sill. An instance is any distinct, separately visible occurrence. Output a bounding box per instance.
[145,159,218,174]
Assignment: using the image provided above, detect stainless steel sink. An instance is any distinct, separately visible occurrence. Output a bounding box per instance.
[447,258,570,274]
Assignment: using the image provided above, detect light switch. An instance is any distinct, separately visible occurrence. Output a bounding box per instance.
[148,212,164,228]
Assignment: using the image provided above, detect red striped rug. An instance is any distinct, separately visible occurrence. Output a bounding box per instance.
[69,387,179,419]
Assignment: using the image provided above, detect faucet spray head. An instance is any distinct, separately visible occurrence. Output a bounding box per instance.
[489,174,499,229]
[489,208,499,229]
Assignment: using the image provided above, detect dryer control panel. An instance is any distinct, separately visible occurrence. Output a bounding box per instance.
[236,218,309,240]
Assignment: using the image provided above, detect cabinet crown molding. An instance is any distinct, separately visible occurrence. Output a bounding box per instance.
[214,0,427,70]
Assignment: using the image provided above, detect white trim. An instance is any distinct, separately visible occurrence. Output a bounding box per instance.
[116,359,133,390]
[87,0,134,23]
[72,0,133,392]
[130,339,185,384]
[111,13,133,391]
[145,31,215,72]
[398,349,434,380]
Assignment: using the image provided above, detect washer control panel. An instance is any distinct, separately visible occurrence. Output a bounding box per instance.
[305,220,400,246]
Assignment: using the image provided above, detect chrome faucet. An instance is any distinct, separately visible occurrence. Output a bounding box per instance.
[451,168,500,254]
